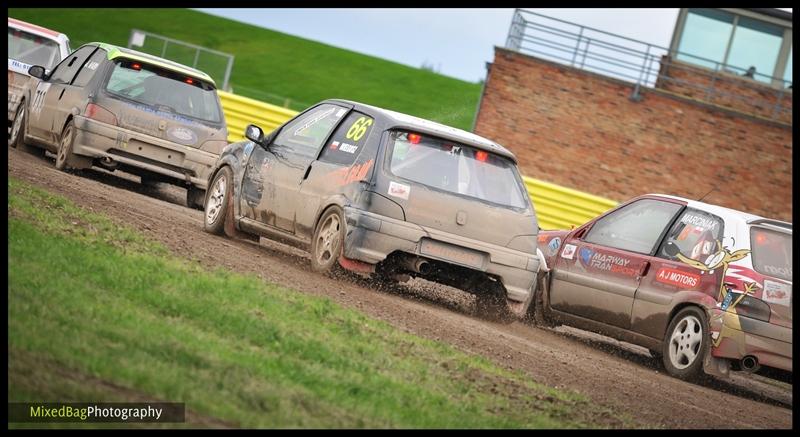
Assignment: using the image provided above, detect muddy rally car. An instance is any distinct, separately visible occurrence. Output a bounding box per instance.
[9,42,228,209]
[203,99,541,319]
[8,17,70,135]
[534,194,792,381]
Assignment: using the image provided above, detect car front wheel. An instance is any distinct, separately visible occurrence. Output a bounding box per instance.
[662,306,709,381]
[204,166,232,235]
[311,206,345,275]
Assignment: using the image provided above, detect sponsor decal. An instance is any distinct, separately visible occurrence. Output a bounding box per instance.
[329,159,373,187]
[547,237,561,256]
[762,264,792,278]
[85,61,99,71]
[8,58,33,75]
[339,142,358,153]
[330,141,340,150]
[166,126,197,145]
[561,244,576,260]
[30,82,51,116]
[388,181,410,200]
[579,248,636,276]
[674,238,752,348]
[579,247,593,265]
[655,267,701,288]
[762,280,791,306]
[681,213,719,231]
[294,107,337,136]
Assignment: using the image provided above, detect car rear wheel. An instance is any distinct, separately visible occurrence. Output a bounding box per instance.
[311,206,345,275]
[662,306,709,381]
[55,122,76,171]
[204,166,232,235]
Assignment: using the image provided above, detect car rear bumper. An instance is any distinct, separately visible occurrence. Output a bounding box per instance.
[343,207,539,302]
[71,116,218,189]
[710,309,792,372]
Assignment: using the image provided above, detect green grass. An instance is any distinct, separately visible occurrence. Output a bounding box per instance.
[8,8,482,131]
[7,176,636,428]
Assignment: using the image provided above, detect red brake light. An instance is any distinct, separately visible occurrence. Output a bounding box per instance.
[131,63,141,71]
[755,233,768,244]
[85,103,117,126]
[408,133,421,144]
[475,150,489,162]
[185,77,194,84]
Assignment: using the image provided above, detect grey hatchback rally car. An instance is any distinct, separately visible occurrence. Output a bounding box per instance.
[10,42,228,209]
[204,100,541,319]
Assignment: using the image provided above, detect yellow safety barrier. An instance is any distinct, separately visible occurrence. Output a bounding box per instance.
[218,91,618,230]
[524,177,618,230]
[218,90,298,143]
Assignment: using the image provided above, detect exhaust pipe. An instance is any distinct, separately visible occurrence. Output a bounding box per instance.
[399,257,432,275]
[97,156,118,170]
[740,356,760,373]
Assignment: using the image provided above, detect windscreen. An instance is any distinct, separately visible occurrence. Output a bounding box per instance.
[388,131,529,209]
[105,59,222,124]
[751,227,792,282]
[7,27,61,70]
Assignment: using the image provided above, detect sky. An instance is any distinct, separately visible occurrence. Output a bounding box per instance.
[197,8,789,84]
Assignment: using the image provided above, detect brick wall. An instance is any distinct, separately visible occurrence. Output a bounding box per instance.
[656,56,792,125]
[474,47,792,221]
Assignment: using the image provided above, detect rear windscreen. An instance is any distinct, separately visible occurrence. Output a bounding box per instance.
[750,227,792,282]
[388,130,529,209]
[105,59,222,124]
[8,27,61,70]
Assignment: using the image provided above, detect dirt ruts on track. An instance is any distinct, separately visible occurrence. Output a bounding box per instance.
[8,147,792,429]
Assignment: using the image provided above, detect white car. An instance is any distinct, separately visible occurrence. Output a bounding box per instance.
[8,17,71,136]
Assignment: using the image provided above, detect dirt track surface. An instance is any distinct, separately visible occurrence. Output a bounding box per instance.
[8,146,793,429]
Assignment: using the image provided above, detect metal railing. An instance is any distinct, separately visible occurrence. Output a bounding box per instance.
[127,29,235,91]
[505,9,792,124]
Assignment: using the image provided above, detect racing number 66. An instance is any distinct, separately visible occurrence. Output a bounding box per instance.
[346,117,373,142]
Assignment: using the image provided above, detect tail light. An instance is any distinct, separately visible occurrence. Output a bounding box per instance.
[407,133,421,144]
[475,150,489,162]
[85,103,117,126]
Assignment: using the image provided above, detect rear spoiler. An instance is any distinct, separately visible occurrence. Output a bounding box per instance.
[748,218,792,233]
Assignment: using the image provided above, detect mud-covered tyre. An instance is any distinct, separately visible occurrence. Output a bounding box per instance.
[54,121,91,171]
[474,278,512,323]
[311,206,346,275]
[204,166,232,236]
[662,306,709,381]
[10,103,43,157]
[187,185,205,210]
[529,271,558,327]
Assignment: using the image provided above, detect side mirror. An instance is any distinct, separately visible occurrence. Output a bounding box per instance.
[245,124,264,146]
[664,242,681,257]
[28,65,46,79]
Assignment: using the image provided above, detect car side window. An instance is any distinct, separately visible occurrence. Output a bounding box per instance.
[583,199,683,254]
[657,208,724,261]
[317,111,374,166]
[72,49,106,88]
[49,45,95,85]
[273,104,347,157]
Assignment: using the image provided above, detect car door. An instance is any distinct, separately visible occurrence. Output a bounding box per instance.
[28,45,96,144]
[295,109,377,238]
[549,198,684,329]
[630,207,726,339]
[240,103,348,233]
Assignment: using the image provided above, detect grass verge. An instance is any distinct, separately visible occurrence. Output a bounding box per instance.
[8,8,481,131]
